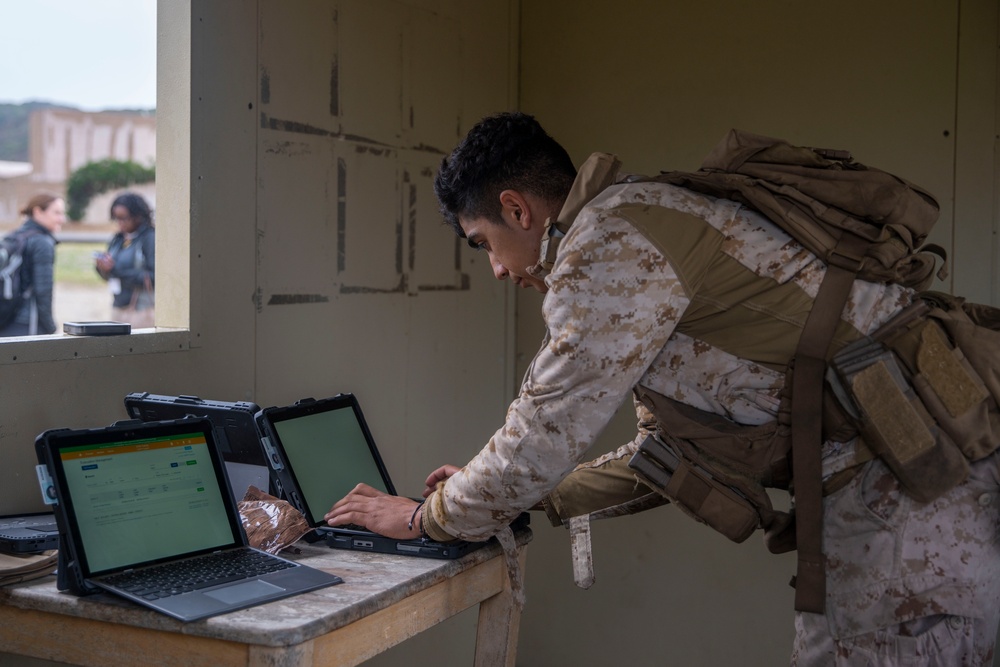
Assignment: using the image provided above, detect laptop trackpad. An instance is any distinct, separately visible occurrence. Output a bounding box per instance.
[205,580,284,604]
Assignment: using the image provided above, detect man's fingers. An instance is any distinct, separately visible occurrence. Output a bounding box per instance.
[325,508,365,528]
[423,464,461,491]
[348,482,382,497]
[324,495,423,539]
[326,483,382,518]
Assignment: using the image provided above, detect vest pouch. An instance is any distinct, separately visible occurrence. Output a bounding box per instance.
[876,299,1000,462]
[831,343,968,503]
[910,322,999,460]
[917,293,1000,460]
[924,292,1000,406]
[629,435,759,543]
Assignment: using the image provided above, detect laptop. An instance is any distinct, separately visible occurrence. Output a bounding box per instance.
[255,394,526,559]
[123,392,272,499]
[34,417,343,622]
[0,513,59,554]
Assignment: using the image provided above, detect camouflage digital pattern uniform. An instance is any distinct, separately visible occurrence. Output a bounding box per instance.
[422,153,1000,664]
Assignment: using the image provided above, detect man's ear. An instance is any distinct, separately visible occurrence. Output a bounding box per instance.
[498,190,532,230]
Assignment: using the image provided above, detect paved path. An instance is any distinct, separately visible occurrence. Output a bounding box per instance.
[55,283,113,326]
[57,231,115,243]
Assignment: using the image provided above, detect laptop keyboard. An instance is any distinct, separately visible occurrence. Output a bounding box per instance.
[102,548,296,601]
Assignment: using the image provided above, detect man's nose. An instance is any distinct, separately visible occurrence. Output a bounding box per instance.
[490,257,509,281]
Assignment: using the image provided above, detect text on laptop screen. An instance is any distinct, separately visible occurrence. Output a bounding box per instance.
[60,432,236,573]
[272,407,389,524]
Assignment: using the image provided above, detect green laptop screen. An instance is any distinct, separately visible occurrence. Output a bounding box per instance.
[271,406,389,524]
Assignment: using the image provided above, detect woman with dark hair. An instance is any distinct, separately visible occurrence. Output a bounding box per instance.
[0,193,66,337]
[95,192,155,327]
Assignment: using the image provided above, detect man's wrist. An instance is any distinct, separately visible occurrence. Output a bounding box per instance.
[421,491,458,543]
[408,500,425,536]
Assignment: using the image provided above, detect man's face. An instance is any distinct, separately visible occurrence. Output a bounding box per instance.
[460,214,548,293]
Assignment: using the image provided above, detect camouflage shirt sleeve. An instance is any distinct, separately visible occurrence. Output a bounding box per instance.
[423,210,690,541]
[540,395,666,526]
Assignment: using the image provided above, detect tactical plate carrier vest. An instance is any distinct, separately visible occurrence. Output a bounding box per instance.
[533,132,1000,613]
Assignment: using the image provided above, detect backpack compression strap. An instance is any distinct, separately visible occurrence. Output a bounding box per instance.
[791,232,867,614]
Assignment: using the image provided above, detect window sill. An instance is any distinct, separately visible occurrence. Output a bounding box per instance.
[0,328,191,365]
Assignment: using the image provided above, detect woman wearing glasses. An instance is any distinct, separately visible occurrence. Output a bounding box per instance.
[94,192,155,328]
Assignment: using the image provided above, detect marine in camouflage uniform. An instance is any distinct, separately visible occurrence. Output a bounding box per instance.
[328,113,1000,665]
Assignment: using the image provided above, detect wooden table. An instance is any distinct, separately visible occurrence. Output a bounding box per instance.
[0,527,531,667]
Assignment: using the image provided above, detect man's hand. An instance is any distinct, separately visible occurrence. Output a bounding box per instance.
[324,483,423,539]
[423,464,461,498]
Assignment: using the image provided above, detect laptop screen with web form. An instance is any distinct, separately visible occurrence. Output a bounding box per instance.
[58,429,236,576]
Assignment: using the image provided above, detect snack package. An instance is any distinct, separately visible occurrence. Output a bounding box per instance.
[238,485,313,554]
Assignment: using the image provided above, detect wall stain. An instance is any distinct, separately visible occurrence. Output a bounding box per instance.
[260,113,444,154]
[340,274,407,294]
[261,113,335,138]
[337,158,346,273]
[329,56,339,117]
[419,275,471,291]
[264,140,313,156]
[354,145,389,157]
[260,66,270,104]
[330,9,339,116]
[267,294,330,305]
[412,143,446,155]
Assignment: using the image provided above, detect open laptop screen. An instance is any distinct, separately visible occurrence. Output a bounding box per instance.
[55,428,236,575]
[267,399,391,525]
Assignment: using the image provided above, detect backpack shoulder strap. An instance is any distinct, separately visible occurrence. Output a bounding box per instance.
[790,232,866,613]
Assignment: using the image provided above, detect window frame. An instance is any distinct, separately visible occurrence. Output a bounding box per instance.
[0,0,192,365]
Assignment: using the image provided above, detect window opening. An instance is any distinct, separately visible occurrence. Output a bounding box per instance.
[0,0,157,337]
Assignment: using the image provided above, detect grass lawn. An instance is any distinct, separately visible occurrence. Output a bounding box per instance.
[55,242,106,287]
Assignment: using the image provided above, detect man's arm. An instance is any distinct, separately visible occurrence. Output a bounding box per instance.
[542,397,667,525]
[424,209,690,541]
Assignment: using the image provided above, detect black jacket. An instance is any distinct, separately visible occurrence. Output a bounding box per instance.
[11,219,58,334]
[100,223,155,309]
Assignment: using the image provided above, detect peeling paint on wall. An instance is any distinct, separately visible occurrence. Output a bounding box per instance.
[254,0,474,306]
[259,113,407,149]
[329,55,339,117]
[260,66,270,104]
[263,140,313,157]
[337,157,347,274]
[267,294,330,305]
[340,275,407,294]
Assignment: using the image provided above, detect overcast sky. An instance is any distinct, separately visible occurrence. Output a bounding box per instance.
[0,0,156,111]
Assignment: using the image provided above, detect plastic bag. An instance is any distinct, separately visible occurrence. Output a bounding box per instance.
[238,486,313,554]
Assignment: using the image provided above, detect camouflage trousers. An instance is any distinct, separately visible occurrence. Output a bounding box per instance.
[791,451,1000,666]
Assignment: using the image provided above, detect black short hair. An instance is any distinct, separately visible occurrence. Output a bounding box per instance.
[110,192,154,228]
[434,112,577,236]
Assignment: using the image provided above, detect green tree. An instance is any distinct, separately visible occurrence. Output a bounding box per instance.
[66,159,155,221]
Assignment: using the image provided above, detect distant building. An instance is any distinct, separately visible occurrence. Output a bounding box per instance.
[0,107,156,226]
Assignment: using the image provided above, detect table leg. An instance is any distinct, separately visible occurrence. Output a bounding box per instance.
[473,546,527,667]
